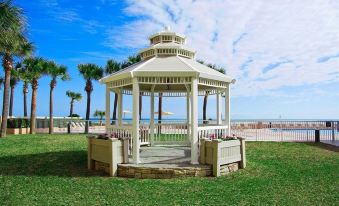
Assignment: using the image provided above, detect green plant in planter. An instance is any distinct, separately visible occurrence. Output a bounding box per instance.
[211,133,238,141]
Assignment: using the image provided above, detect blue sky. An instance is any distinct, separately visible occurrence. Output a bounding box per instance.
[2,0,339,119]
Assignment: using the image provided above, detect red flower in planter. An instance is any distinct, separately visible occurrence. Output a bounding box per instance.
[210,133,217,139]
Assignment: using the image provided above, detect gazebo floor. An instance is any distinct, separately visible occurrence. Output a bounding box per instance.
[117,146,212,178]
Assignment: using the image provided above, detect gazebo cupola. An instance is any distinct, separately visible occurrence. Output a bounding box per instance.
[139,26,196,60]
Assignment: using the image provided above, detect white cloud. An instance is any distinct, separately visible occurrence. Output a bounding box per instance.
[106,0,339,96]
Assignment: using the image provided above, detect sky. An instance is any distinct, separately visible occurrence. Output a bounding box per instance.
[2,0,339,120]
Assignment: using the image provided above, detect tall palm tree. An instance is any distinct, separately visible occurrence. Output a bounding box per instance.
[17,62,29,117]
[46,61,69,134]
[201,62,226,124]
[66,91,82,117]
[93,110,105,126]
[9,65,20,116]
[0,1,34,137]
[23,57,46,134]
[78,63,103,133]
[121,55,142,119]
[105,59,121,123]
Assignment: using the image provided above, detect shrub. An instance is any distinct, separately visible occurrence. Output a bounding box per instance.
[7,118,30,128]
[69,114,80,118]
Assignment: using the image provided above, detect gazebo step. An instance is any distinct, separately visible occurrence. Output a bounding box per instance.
[117,163,212,179]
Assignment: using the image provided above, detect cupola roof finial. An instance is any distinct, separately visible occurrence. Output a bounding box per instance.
[165,25,171,31]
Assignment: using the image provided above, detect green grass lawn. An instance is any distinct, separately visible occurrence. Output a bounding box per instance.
[0,134,338,205]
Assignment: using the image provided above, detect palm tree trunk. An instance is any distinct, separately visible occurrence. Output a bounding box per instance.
[68,99,74,134]
[49,79,56,134]
[158,93,162,134]
[85,90,91,134]
[30,79,38,134]
[112,93,118,123]
[9,85,14,117]
[23,83,28,117]
[70,99,74,116]
[203,92,208,124]
[1,55,13,138]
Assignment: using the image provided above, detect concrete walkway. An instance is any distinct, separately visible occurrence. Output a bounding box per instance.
[321,140,339,147]
[139,146,191,165]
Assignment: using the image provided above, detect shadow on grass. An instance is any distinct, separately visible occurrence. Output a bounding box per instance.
[0,150,106,177]
[303,142,339,152]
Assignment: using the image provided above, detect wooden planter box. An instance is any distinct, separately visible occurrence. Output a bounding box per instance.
[200,137,246,177]
[87,137,129,176]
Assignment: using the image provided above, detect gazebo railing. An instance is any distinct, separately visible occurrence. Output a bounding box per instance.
[153,123,189,145]
[197,125,228,140]
[137,122,189,145]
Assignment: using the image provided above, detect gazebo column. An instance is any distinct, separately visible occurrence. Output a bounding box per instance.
[117,88,123,126]
[105,86,111,130]
[225,84,231,135]
[150,87,155,146]
[132,78,140,164]
[186,90,191,142]
[216,91,221,125]
[190,78,199,164]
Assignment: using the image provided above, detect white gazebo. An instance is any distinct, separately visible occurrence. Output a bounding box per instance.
[100,26,235,165]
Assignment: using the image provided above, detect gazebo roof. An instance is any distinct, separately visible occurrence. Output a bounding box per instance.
[101,55,234,83]
[100,27,235,97]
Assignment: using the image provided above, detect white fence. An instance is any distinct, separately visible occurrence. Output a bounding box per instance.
[231,120,339,143]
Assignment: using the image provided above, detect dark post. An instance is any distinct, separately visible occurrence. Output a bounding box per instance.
[315,130,320,142]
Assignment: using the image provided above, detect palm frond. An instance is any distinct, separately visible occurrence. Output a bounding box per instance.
[78,63,103,81]
[66,90,82,101]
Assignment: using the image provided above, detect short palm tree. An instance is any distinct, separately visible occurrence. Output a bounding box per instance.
[66,91,82,117]
[93,110,105,126]
[9,65,20,116]
[105,59,121,122]
[0,1,34,137]
[78,63,103,133]
[23,57,47,134]
[46,61,69,134]
[66,90,82,134]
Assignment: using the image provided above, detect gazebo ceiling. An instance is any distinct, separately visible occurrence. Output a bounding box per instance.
[100,27,235,97]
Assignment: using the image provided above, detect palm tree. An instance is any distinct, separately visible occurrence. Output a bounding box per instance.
[197,60,226,124]
[121,55,142,119]
[17,62,29,117]
[201,62,226,124]
[93,110,105,126]
[66,90,82,134]
[23,57,46,134]
[78,63,103,133]
[46,61,69,134]
[105,59,121,123]
[66,91,82,117]
[0,1,34,137]
[9,65,20,116]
